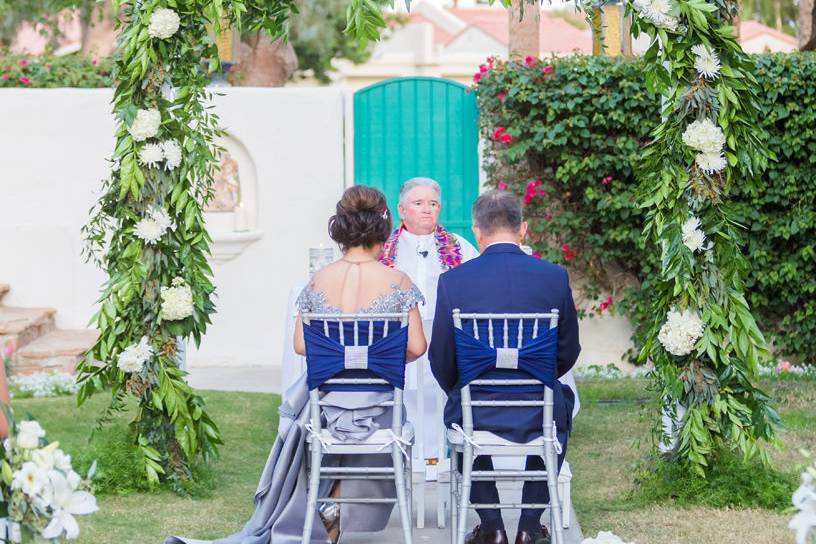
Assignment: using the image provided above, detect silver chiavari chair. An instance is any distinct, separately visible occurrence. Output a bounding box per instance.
[448,309,564,544]
[301,311,414,544]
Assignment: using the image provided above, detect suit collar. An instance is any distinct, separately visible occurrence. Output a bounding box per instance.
[482,242,525,256]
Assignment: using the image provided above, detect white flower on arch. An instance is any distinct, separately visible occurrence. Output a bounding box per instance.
[692,44,721,80]
[658,307,705,356]
[148,8,180,40]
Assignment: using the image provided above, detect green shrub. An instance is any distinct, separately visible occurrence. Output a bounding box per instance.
[0,53,113,88]
[474,53,816,365]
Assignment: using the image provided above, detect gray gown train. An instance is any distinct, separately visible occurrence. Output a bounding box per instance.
[164,282,423,544]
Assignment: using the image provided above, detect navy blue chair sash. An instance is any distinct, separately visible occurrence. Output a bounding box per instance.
[304,322,408,390]
[453,325,557,388]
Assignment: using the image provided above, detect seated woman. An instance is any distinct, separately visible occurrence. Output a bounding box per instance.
[165,186,426,544]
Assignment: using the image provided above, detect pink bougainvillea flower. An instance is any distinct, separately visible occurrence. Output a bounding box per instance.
[537,188,547,197]
[92,58,97,65]
[522,180,541,204]
[479,63,489,73]
[19,59,28,67]
[1,75,9,81]
[598,296,614,312]
[775,360,793,373]
[493,127,513,143]
[493,127,506,139]
[497,180,508,190]
[532,251,542,259]
[543,65,554,75]
[497,90,507,101]
[601,175,613,185]
[546,214,553,221]
[498,133,513,143]
[2,342,13,358]
[46,63,53,70]
[3,65,11,72]
[561,244,577,261]
[19,76,31,85]
[525,55,536,65]
[473,72,482,82]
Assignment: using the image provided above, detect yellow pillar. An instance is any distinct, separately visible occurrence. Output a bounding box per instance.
[591,3,633,56]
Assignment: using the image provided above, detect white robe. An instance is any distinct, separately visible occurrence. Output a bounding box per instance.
[393,229,479,468]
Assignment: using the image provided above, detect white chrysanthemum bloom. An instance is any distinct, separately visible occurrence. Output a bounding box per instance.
[134,206,174,245]
[581,532,634,544]
[41,470,99,540]
[128,108,161,142]
[692,44,721,80]
[681,216,707,252]
[696,152,727,174]
[633,0,679,30]
[161,140,182,170]
[790,468,816,544]
[682,118,726,155]
[12,461,48,497]
[148,8,180,40]
[17,420,46,449]
[117,336,153,373]
[138,143,164,168]
[658,307,705,356]
[160,278,194,321]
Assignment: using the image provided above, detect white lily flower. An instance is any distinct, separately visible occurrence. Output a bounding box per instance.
[41,470,99,540]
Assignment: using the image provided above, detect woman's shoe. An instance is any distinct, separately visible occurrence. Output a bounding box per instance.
[319,502,341,544]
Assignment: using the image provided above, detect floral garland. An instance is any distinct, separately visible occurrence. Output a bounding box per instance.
[379,223,463,271]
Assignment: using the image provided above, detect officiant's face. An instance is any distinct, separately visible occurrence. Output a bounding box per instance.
[398,186,441,235]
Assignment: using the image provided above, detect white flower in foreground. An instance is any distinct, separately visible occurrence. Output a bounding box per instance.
[161,140,182,171]
[138,143,164,168]
[790,468,816,544]
[117,336,153,373]
[692,44,721,80]
[128,108,161,142]
[695,152,727,174]
[582,532,634,544]
[681,216,707,252]
[632,0,679,30]
[17,420,46,449]
[658,307,705,357]
[148,8,180,40]
[682,118,725,155]
[54,448,73,472]
[160,277,194,321]
[134,205,175,245]
[41,470,99,540]
[12,461,48,497]
[33,445,57,471]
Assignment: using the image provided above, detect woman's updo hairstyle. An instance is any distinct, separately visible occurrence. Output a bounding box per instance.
[328,186,393,251]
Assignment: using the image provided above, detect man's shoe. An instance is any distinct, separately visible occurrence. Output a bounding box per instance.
[465,524,509,544]
[514,524,550,544]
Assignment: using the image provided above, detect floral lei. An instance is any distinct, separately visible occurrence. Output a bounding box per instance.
[380,224,463,271]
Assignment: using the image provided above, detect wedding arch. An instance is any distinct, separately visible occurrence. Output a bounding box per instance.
[79,0,777,483]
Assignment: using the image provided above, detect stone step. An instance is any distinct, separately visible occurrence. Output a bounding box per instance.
[0,284,9,304]
[0,306,57,354]
[14,329,99,375]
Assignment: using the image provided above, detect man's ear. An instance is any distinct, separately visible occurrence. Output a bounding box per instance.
[519,221,528,241]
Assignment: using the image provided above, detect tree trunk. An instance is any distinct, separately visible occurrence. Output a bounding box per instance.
[80,1,117,58]
[508,0,540,59]
[800,0,816,50]
[231,32,298,87]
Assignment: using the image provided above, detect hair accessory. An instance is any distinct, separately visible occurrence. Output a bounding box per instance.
[382,209,389,220]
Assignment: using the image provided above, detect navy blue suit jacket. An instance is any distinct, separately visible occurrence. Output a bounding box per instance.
[429,243,581,444]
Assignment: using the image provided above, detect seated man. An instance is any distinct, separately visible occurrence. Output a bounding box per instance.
[429,190,581,544]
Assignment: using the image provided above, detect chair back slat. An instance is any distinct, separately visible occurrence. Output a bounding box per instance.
[517,318,524,348]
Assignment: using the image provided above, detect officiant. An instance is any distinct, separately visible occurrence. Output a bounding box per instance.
[379,177,479,478]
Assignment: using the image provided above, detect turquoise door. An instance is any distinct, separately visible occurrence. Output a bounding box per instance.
[353,77,479,243]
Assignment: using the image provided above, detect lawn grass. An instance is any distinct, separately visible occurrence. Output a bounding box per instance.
[11,378,813,543]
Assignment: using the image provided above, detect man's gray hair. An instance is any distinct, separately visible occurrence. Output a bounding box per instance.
[399,177,442,203]
[472,189,523,235]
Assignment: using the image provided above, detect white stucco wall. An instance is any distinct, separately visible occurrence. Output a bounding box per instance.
[0,87,346,367]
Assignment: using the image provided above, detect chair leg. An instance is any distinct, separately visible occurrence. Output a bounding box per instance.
[302,445,322,543]
[449,448,458,544]
[392,446,413,544]
[545,448,564,544]
[457,446,473,544]
[407,449,414,525]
